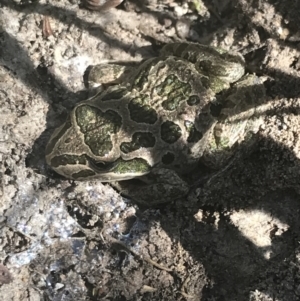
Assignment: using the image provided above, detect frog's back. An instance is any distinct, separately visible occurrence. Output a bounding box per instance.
[86,56,218,174]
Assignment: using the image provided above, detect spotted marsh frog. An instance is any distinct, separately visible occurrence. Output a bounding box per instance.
[45,43,265,204]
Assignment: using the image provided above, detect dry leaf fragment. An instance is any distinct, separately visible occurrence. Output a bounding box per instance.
[42,16,53,38]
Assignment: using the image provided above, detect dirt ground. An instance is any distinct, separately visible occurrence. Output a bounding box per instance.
[1,0,300,300]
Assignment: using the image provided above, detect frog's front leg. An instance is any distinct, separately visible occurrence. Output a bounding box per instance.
[112,168,189,206]
[202,74,266,169]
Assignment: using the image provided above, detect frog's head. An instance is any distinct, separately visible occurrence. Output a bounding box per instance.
[196,47,246,94]
[161,42,245,92]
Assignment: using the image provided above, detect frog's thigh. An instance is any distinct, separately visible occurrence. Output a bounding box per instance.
[115,169,189,206]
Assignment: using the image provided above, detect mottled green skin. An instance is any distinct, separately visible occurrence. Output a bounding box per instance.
[45,42,265,203]
[76,105,122,156]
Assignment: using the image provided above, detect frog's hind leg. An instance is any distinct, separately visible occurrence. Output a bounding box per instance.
[84,62,138,97]
[85,63,135,88]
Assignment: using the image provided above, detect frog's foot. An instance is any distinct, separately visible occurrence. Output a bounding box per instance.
[85,62,136,97]
[87,63,133,88]
[111,168,189,206]
[84,0,123,11]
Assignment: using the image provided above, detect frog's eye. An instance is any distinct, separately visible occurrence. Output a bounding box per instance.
[86,156,117,173]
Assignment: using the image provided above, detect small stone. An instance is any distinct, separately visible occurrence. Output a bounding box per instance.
[176,18,191,39]
[54,283,65,291]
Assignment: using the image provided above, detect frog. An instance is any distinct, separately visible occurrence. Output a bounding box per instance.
[45,42,265,205]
